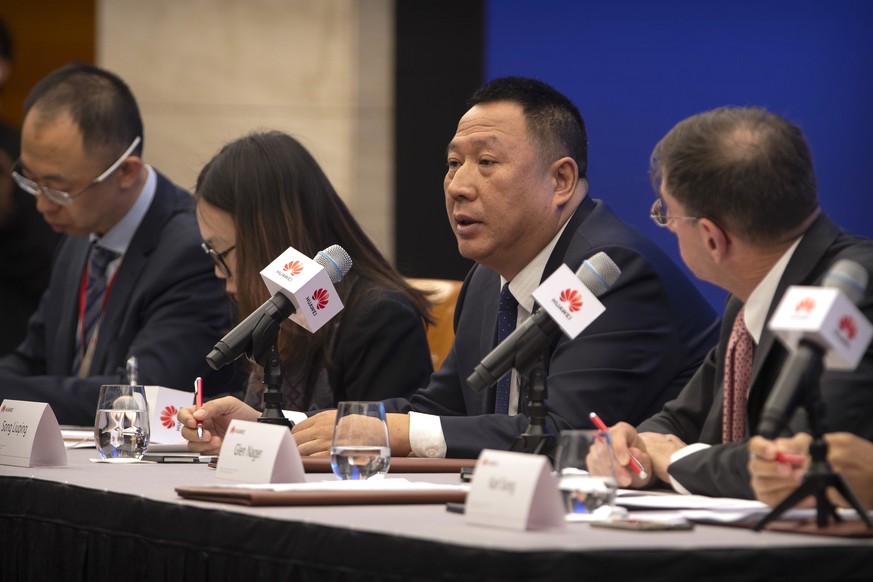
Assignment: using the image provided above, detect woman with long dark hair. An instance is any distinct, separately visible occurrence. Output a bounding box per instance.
[195,130,433,412]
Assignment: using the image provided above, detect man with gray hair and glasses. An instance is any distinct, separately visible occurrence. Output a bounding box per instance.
[0,63,240,425]
[593,106,873,499]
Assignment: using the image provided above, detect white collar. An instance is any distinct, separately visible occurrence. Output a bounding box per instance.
[502,212,574,315]
[743,235,804,343]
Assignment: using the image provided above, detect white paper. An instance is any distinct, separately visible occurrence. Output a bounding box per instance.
[616,492,768,511]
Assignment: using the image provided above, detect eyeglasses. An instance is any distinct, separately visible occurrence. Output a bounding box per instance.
[201,241,235,278]
[12,136,142,207]
[650,197,699,228]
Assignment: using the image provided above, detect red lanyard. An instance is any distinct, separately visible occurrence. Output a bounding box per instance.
[78,261,119,353]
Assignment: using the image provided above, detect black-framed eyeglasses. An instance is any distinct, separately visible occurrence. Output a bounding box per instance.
[11,136,142,207]
[201,241,236,278]
[650,197,699,228]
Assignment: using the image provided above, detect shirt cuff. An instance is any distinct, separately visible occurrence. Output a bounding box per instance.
[667,442,711,495]
[408,411,447,458]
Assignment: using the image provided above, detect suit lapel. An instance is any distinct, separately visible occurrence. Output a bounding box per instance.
[56,238,91,372]
[746,215,842,428]
[90,174,177,373]
[542,196,595,281]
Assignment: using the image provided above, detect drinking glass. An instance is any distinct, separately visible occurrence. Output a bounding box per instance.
[94,384,150,459]
[553,429,619,518]
[330,401,391,480]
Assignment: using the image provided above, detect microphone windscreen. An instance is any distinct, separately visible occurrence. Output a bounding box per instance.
[316,245,353,283]
[823,259,868,305]
[577,252,621,297]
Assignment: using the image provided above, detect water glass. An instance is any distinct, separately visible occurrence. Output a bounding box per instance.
[330,401,391,480]
[553,429,619,518]
[94,384,150,459]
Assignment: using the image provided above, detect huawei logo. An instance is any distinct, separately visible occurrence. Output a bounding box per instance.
[283,261,304,276]
[839,316,858,341]
[795,297,816,314]
[160,405,178,429]
[313,288,329,309]
[559,289,583,313]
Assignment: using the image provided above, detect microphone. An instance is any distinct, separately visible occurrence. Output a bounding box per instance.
[467,252,621,392]
[757,259,871,439]
[206,245,352,370]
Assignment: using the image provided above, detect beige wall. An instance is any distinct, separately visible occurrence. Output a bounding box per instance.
[97,0,396,257]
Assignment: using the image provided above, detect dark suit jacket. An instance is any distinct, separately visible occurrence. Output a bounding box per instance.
[386,196,721,458]
[639,214,873,498]
[0,171,241,425]
[247,283,433,412]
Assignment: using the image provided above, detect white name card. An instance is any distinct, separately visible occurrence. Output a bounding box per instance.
[144,385,194,446]
[215,419,305,484]
[532,264,606,339]
[464,449,565,531]
[0,399,67,467]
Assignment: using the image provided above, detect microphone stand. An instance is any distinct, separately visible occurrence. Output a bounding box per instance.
[249,313,294,430]
[510,354,556,460]
[753,373,872,531]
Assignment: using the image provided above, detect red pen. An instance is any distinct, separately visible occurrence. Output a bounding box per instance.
[589,412,649,480]
[195,377,204,440]
[775,452,806,466]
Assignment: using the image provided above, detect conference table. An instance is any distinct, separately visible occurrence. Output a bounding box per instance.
[2,448,872,581]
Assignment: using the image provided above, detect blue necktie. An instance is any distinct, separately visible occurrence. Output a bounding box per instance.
[494,283,518,415]
[73,244,119,374]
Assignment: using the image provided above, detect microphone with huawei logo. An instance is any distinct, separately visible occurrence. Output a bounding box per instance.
[758,259,873,439]
[205,244,353,370]
[467,251,621,393]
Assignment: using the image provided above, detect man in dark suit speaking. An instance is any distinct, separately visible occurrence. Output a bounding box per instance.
[180,77,720,459]
[596,107,873,498]
[0,64,239,425]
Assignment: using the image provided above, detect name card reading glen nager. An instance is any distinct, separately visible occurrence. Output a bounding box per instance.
[0,399,67,467]
[215,419,304,484]
[464,449,564,531]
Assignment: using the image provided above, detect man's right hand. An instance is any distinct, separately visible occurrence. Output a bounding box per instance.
[177,396,261,455]
[588,421,654,488]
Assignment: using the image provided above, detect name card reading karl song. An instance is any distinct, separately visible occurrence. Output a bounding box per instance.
[215,419,305,484]
[0,399,66,467]
[464,449,564,531]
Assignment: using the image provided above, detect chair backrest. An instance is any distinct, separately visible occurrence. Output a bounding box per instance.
[407,278,463,370]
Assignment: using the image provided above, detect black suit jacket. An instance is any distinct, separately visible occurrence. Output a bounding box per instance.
[639,214,873,498]
[386,196,721,458]
[0,171,241,425]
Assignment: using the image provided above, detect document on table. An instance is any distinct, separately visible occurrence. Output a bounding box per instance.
[616,489,865,523]
[61,426,94,449]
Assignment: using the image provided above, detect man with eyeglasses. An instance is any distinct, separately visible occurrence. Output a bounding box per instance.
[193,76,723,461]
[593,106,873,500]
[0,63,241,425]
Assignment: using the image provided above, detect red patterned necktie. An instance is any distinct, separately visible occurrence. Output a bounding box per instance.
[723,307,754,442]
